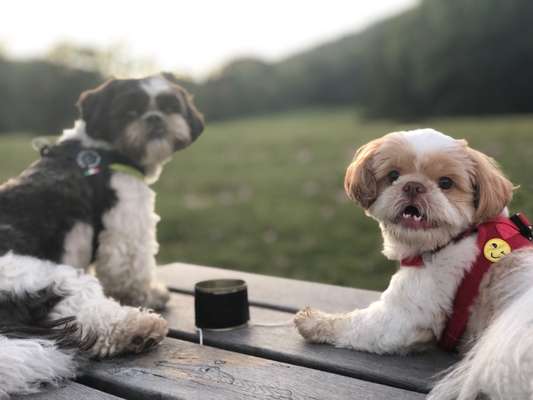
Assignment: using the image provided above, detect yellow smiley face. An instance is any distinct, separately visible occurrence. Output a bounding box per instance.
[483,238,511,262]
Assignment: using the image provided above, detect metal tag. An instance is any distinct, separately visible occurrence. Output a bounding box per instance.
[76,150,101,169]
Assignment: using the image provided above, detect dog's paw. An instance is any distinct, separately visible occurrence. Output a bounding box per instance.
[122,309,168,354]
[146,282,170,311]
[294,307,339,344]
[90,309,168,358]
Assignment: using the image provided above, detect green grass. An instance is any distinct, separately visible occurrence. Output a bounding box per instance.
[2,109,533,290]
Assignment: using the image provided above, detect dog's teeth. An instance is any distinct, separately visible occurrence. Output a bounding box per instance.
[403,213,410,219]
[414,215,422,222]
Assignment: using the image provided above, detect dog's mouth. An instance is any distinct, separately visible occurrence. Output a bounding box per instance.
[395,205,434,230]
[148,126,168,139]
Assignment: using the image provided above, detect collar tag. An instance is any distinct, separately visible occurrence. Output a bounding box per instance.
[77,150,102,176]
[483,238,511,262]
[84,166,101,176]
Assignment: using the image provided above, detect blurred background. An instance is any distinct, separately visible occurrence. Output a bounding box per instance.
[1,0,532,290]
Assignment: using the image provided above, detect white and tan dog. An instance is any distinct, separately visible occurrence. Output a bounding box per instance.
[295,129,533,400]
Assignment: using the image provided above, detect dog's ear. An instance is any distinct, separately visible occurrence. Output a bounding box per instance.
[467,147,514,223]
[77,79,119,141]
[344,138,383,209]
[161,73,205,139]
[178,87,204,140]
[161,72,180,84]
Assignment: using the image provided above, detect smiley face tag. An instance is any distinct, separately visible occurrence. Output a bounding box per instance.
[483,238,511,262]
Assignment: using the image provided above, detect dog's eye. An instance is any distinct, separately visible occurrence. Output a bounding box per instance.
[162,105,180,114]
[438,176,454,190]
[388,170,400,183]
[157,95,181,114]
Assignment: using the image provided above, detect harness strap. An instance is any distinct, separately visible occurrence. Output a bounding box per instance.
[398,214,533,350]
[39,141,145,262]
[438,214,533,350]
[78,150,145,262]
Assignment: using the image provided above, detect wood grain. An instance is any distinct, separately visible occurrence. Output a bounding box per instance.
[80,337,424,400]
[11,382,123,400]
[163,292,457,393]
[158,263,381,312]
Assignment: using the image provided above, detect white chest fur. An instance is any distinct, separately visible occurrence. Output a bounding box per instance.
[384,235,480,339]
[101,173,160,249]
[62,222,94,269]
[92,172,162,306]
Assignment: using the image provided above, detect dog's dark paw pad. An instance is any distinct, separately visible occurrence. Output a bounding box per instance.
[129,335,159,353]
[131,335,144,347]
[143,338,157,350]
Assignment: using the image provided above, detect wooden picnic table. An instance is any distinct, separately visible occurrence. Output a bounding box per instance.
[16,263,458,400]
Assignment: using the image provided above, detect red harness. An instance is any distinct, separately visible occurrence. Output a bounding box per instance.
[401,213,533,351]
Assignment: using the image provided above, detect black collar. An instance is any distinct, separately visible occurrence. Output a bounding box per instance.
[40,140,145,178]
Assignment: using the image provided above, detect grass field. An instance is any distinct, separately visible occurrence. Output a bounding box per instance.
[1,108,533,290]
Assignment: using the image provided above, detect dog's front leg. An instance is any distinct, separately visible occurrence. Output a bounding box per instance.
[0,253,168,359]
[48,267,168,358]
[94,174,170,310]
[295,270,439,354]
[294,303,434,354]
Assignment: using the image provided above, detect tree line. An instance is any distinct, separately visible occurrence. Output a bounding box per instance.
[0,0,531,134]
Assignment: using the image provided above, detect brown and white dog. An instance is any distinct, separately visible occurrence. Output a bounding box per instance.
[295,129,533,400]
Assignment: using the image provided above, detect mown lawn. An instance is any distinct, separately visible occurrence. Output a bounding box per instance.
[1,109,533,290]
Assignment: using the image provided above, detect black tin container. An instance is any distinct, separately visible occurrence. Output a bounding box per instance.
[194,279,250,330]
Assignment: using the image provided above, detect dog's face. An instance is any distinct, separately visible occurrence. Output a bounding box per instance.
[344,129,514,259]
[77,74,204,170]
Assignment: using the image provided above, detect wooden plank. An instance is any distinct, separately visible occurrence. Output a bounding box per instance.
[163,293,457,394]
[158,263,380,312]
[12,382,123,400]
[79,337,424,400]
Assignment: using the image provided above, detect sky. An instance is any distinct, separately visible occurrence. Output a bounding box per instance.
[1,0,417,79]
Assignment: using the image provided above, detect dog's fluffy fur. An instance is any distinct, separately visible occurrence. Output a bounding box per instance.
[0,74,204,397]
[295,129,532,399]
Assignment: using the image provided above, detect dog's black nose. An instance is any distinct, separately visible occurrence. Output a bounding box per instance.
[144,114,164,127]
[403,181,426,197]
